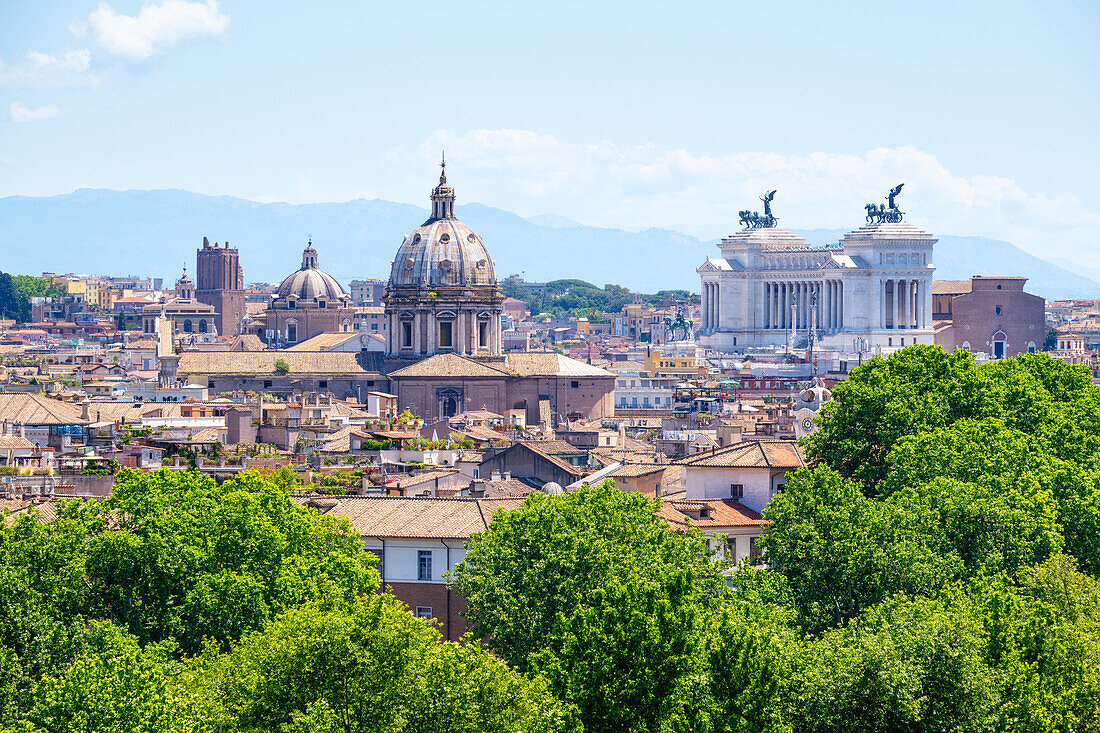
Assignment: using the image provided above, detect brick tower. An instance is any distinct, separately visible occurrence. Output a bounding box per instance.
[195,237,247,336]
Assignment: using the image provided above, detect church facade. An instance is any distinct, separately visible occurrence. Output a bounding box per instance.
[264,241,356,346]
[698,192,936,353]
[383,163,615,424]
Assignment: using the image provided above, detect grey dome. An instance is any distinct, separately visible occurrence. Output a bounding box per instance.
[542,481,564,496]
[276,242,349,301]
[390,218,497,288]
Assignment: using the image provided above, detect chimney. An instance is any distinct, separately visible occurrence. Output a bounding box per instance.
[80,400,91,421]
[490,469,502,482]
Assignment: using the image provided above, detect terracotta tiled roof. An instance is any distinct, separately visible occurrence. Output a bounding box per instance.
[675,440,805,468]
[505,352,614,377]
[391,469,464,490]
[609,463,668,478]
[387,353,511,379]
[0,436,36,450]
[0,498,30,514]
[659,498,766,529]
[520,439,589,455]
[512,442,586,477]
[0,395,87,425]
[286,332,363,351]
[296,496,509,538]
[456,425,508,442]
[225,334,265,351]
[932,280,973,295]
[319,426,355,453]
[177,351,376,376]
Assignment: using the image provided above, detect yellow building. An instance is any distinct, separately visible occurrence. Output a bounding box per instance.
[643,350,700,379]
[66,279,100,308]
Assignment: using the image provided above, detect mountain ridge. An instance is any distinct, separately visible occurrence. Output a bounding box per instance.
[1,188,1097,299]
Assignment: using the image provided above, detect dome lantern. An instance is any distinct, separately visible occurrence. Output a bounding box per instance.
[430,151,456,220]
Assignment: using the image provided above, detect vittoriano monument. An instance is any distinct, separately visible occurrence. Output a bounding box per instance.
[739,189,779,229]
[865,183,906,224]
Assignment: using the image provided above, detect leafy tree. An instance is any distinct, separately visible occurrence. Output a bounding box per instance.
[205,595,574,733]
[452,481,725,671]
[274,358,291,375]
[1,469,377,655]
[762,465,958,631]
[19,623,201,733]
[530,570,705,733]
[790,594,998,733]
[1043,328,1058,351]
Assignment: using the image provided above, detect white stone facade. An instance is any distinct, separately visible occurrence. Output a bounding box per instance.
[697,222,936,353]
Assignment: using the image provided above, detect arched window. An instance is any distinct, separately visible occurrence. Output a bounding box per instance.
[183,319,192,333]
[198,319,207,333]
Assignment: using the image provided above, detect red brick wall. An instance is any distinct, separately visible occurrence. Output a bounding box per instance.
[384,581,471,641]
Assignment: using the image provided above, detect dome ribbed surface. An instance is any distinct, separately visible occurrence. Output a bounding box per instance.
[390,218,497,287]
[276,266,348,300]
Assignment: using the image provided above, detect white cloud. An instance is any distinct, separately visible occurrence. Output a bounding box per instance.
[382,130,1097,260]
[0,50,99,88]
[83,0,230,60]
[9,102,60,123]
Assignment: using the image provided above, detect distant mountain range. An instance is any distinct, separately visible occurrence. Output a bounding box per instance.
[1,188,1098,300]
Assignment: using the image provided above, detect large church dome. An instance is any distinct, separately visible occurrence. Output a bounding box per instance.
[276,241,349,301]
[389,164,497,288]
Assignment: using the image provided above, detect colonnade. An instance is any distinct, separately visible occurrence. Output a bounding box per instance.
[879,279,928,330]
[762,279,844,331]
[702,281,721,330]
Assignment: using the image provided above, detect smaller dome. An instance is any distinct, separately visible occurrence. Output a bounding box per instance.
[276,240,349,301]
[541,481,564,496]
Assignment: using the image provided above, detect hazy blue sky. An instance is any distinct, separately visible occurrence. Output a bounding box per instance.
[2,1,1098,261]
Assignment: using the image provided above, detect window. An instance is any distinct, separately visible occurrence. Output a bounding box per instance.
[401,322,413,349]
[418,550,433,581]
[319,380,328,389]
[263,380,272,389]
[288,300,295,309]
[571,380,579,388]
[287,323,297,342]
[439,321,453,348]
[888,338,893,346]
[415,606,433,619]
[183,319,192,333]
[730,483,744,499]
[478,320,488,348]
[371,323,378,331]
[318,301,326,309]
[995,306,1002,315]
[749,536,764,560]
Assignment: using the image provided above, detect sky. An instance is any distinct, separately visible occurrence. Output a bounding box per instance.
[2,0,1099,263]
